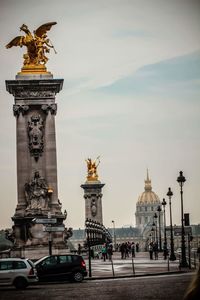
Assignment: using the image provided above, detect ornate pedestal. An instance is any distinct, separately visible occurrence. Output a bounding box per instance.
[81,181,105,224]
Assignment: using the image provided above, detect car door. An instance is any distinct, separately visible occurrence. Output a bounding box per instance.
[0,260,14,285]
[37,256,59,281]
[57,255,73,279]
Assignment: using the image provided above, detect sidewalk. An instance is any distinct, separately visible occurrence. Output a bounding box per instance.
[84,251,194,279]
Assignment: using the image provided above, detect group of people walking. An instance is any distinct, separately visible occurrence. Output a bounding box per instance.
[119,242,139,259]
[148,241,159,260]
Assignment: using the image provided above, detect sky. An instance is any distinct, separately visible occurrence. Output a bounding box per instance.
[0,0,200,231]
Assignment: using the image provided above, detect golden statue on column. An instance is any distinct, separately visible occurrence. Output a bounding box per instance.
[85,156,100,181]
[6,22,57,74]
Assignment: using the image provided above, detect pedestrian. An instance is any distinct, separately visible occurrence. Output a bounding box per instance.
[136,243,139,252]
[131,242,135,258]
[77,243,82,255]
[125,242,129,258]
[107,243,113,261]
[153,242,158,260]
[101,243,107,261]
[120,243,125,259]
[149,242,153,260]
[163,242,168,260]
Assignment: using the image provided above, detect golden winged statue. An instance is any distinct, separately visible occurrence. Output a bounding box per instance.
[6,22,57,73]
[85,156,100,181]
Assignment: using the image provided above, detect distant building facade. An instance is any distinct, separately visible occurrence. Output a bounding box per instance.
[135,170,164,241]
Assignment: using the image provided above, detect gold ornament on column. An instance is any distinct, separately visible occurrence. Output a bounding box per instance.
[6,22,57,74]
[85,156,100,181]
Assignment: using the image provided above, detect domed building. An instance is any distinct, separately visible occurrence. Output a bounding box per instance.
[135,170,163,242]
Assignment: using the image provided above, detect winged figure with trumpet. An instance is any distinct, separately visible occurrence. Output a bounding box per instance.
[6,22,57,71]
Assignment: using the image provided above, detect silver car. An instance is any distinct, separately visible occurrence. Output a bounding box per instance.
[0,258,38,289]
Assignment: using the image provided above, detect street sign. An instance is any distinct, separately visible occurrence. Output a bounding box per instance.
[33,218,57,224]
[174,226,192,236]
[44,226,65,232]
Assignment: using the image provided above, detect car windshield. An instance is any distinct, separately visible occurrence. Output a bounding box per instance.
[27,259,35,268]
[34,256,49,265]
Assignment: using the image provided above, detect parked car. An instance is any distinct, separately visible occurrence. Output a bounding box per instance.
[35,254,87,283]
[0,258,38,289]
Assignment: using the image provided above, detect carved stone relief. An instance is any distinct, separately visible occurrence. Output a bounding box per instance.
[91,199,97,217]
[24,171,50,211]
[13,105,29,116]
[28,114,44,160]
[41,104,57,115]
[14,89,55,99]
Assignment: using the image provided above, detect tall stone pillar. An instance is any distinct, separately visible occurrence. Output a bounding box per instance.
[6,73,66,248]
[81,158,104,224]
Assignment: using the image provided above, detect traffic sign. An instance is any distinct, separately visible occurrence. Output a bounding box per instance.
[33,218,57,224]
[44,226,65,232]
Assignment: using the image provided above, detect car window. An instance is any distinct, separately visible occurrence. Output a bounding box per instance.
[14,261,27,269]
[0,261,13,270]
[41,256,57,266]
[58,255,72,264]
[72,256,80,262]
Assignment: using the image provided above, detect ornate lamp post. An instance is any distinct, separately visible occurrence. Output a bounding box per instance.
[157,205,162,251]
[111,220,116,251]
[153,213,158,244]
[161,198,167,252]
[177,171,188,267]
[166,188,176,261]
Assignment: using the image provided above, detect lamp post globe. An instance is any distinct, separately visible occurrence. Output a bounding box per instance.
[167,187,176,261]
[177,171,188,268]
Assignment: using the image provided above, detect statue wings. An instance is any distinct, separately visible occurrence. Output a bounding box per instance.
[6,36,23,48]
[35,22,57,37]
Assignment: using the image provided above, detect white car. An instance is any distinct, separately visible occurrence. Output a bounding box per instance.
[0,258,38,289]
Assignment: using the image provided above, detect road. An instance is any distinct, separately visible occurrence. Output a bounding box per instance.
[0,273,193,300]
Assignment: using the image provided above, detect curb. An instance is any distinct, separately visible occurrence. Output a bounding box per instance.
[85,270,193,281]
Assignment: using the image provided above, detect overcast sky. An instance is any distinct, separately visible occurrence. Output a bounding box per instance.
[0,0,200,230]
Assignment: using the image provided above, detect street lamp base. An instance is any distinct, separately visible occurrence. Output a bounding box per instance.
[169,253,176,261]
[179,260,189,268]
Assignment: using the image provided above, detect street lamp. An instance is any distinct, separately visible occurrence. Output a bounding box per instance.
[157,205,162,251]
[161,198,167,253]
[166,187,176,261]
[177,171,188,268]
[111,220,116,251]
[153,213,158,244]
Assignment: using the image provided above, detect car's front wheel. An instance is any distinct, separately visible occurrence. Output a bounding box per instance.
[72,271,84,282]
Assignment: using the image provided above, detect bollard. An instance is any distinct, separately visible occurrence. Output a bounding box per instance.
[111,257,115,277]
[167,256,170,272]
[88,242,92,278]
[194,252,196,270]
[131,257,135,276]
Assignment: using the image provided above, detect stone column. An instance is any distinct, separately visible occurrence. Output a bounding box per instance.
[6,73,65,247]
[81,181,105,224]
[13,105,29,214]
[42,104,59,211]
